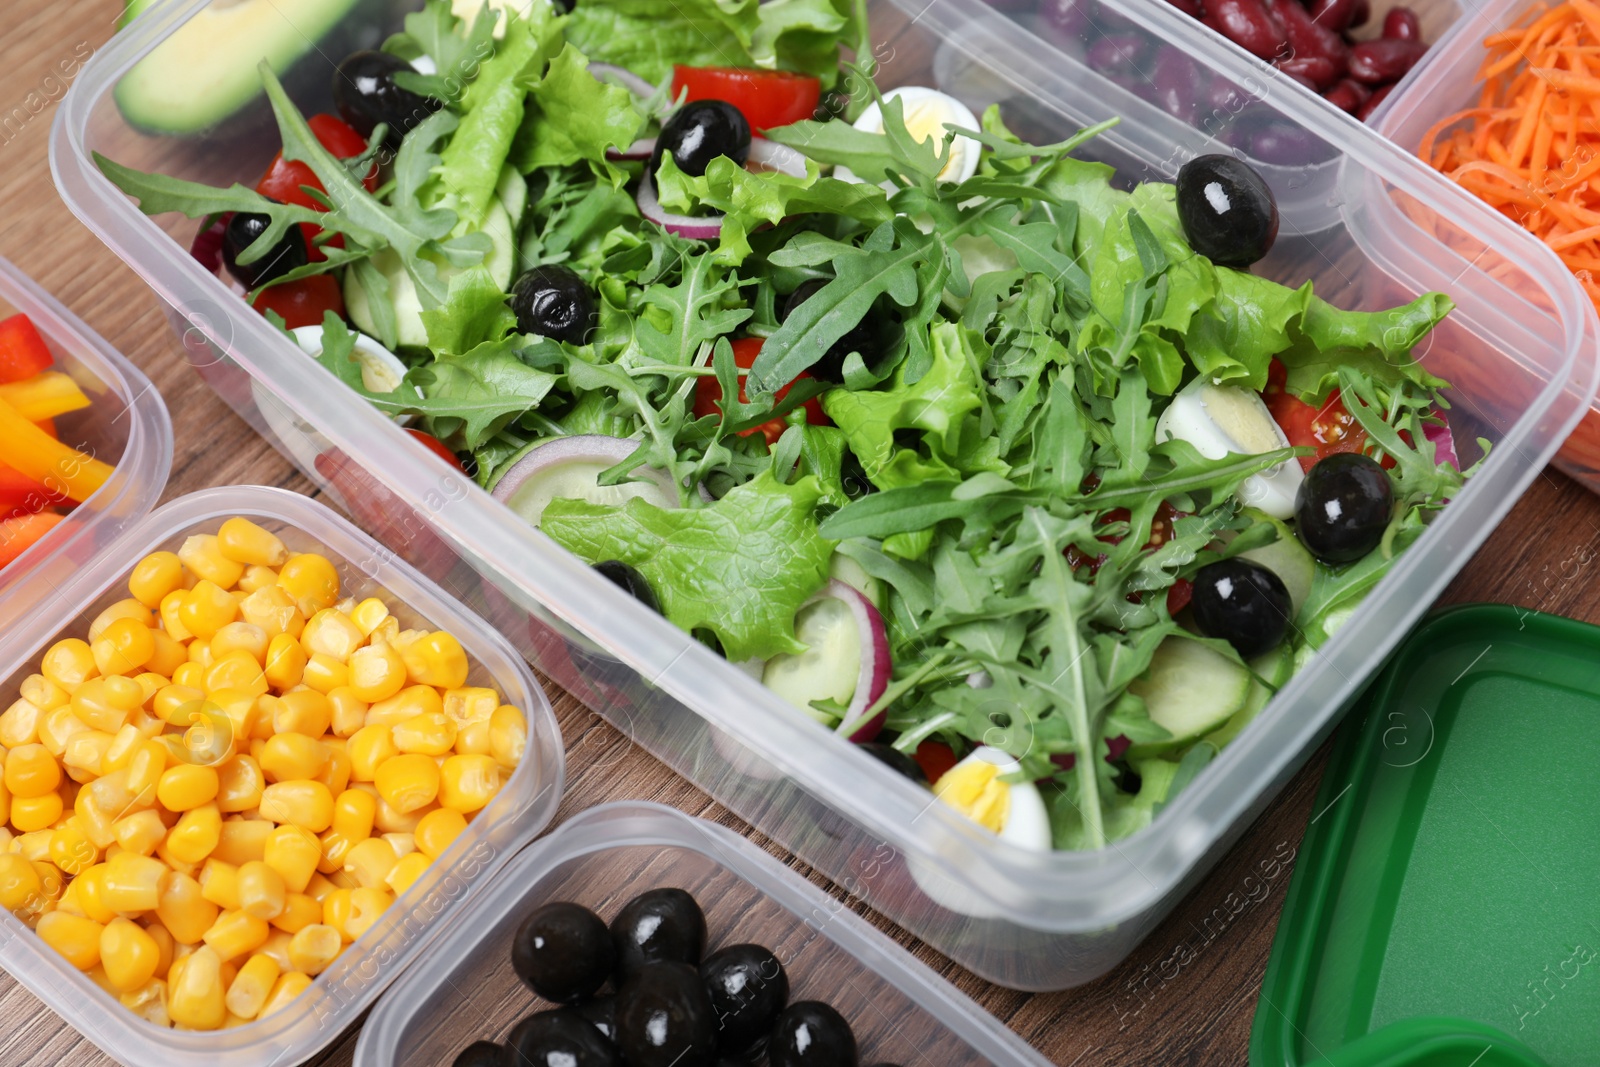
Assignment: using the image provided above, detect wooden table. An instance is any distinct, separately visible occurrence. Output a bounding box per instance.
[4,4,1599,1064]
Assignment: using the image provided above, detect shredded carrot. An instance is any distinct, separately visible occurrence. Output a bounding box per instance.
[1425,0,1600,316]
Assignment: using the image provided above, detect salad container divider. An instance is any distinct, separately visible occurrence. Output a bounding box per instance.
[0,485,564,1067]
[0,255,172,638]
[353,800,1055,1067]
[51,0,1600,990]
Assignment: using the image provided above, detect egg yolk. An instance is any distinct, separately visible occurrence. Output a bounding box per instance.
[934,759,1012,834]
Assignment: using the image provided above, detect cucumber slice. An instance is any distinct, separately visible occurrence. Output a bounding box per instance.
[1128,637,1253,754]
[761,596,862,720]
[1205,643,1295,749]
[828,553,885,613]
[1237,510,1315,617]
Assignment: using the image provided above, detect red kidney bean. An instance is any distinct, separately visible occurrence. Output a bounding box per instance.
[1382,6,1421,39]
[1152,47,1203,122]
[1163,0,1207,19]
[1348,38,1426,83]
[1086,33,1152,76]
[1356,81,1396,120]
[1308,0,1360,32]
[1278,55,1343,90]
[1323,77,1373,112]
[1205,0,1290,59]
[1269,0,1350,74]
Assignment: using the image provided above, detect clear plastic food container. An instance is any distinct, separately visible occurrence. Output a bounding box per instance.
[354,801,1051,1067]
[0,256,171,633]
[53,0,1599,990]
[0,485,563,1067]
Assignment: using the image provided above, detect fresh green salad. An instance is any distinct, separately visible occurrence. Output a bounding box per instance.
[101,0,1471,854]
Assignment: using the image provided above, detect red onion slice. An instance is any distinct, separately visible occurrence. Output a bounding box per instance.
[636,173,725,240]
[1424,417,1460,471]
[606,137,658,161]
[490,434,680,526]
[747,139,808,177]
[587,61,657,99]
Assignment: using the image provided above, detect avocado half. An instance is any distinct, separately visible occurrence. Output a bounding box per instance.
[114,0,367,136]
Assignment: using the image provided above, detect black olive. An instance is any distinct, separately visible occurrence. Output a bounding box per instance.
[511,902,616,1003]
[615,961,719,1067]
[456,451,480,479]
[612,888,706,980]
[221,211,307,290]
[593,561,659,614]
[1175,154,1279,268]
[512,265,598,345]
[700,944,789,1057]
[652,100,751,179]
[780,280,882,384]
[502,1009,620,1067]
[856,742,926,784]
[1294,452,1394,564]
[769,1001,859,1067]
[332,50,441,144]
[573,995,617,1043]
[1190,558,1293,659]
[452,1041,502,1067]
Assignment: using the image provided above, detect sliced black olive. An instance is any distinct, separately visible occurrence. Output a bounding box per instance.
[1175,154,1278,267]
[452,1041,502,1067]
[611,888,706,980]
[769,1001,859,1067]
[1294,452,1394,564]
[593,561,659,614]
[512,901,616,1003]
[221,211,307,290]
[857,742,926,784]
[652,100,751,179]
[502,1009,620,1067]
[615,961,719,1067]
[333,50,441,144]
[573,995,617,1043]
[700,943,789,1057]
[780,279,884,384]
[512,265,598,345]
[1190,558,1293,659]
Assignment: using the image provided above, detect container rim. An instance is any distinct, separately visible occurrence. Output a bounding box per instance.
[0,484,565,1067]
[50,0,1599,936]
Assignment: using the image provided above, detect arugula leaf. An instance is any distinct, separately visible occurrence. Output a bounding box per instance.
[383,0,499,103]
[542,470,834,660]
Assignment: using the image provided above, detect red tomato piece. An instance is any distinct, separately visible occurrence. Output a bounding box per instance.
[251,274,345,330]
[1165,577,1194,615]
[0,314,54,384]
[1065,501,1186,574]
[1264,359,1370,473]
[256,115,376,263]
[671,66,823,134]
[405,428,467,473]
[692,337,830,446]
[913,740,960,784]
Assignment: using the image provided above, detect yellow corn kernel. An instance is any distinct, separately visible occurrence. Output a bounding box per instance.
[204,649,268,698]
[316,746,352,798]
[237,861,287,921]
[159,590,193,643]
[62,729,115,781]
[124,740,166,804]
[300,609,364,663]
[285,922,341,976]
[414,808,468,861]
[207,758,260,818]
[225,952,281,1020]
[0,852,46,914]
[259,780,334,833]
[120,977,170,1026]
[169,944,227,1029]
[41,638,97,692]
[375,754,439,815]
[178,581,240,643]
[102,723,145,775]
[20,674,68,713]
[153,841,197,881]
[144,636,186,684]
[321,888,354,941]
[100,917,160,992]
[373,795,431,835]
[217,518,288,568]
[199,858,241,910]
[392,711,457,757]
[38,708,89,759]
[211,622,269,666]
[343,837,398,890]
[325,688,368,739]
[14,830,54,862]
[317,828,357,875]
[441,687,498,730]
[237,565,278,595]
[202,908,270,963]
[170,662,205,690]
[128,551,184,609]
[38,910,104,970]
[49,818,100,876]
[12,792,64,834]
[8,743,60,798]
[180,534,246,591]
[385,852,430,896]
[238,584,305,640]
[101,852,168,914]
[346,642,407,705]
[346,887,391,941]
[366,685,444,729]
[88,599,156,644]
[263,826,320,893]
[273,689,331,740]
[303,873,338,904]
[113,810,166,858]
[278,553,340,615]
[213,818,272,867]
[347,598,388,638]
[439,755,502,814]
[152,682,204,724]
[300,653,349,695]
[142,919,175,977]
[346,725,397,782]
[158,764,219,813]
[30,859,63,901]
[91,618,157,679]
[454,719,491,757]
[269,891,320,934]
[258,734,328,784]
[369,617,401,646]
[71,676,144,734]
[330,788,376,843]
[258,637,304,695]
[166,803,223,866]
[260,970,313,1018]
[396,632,467,691]
[0,698,43,749]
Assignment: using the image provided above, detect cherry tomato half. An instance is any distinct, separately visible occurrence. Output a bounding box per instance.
[405,428,468,473]
[913,740,960,784]
[692,337,830,446]
[1264,359,1369,473]
[257,115,377,263]
[671,66,822,134]
[251,274,345,330]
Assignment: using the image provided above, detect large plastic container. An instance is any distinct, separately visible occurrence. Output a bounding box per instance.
[0,485,563,1067]
[355,802,1052,1067]
[53,0,1599,990]
[0,256,171,632]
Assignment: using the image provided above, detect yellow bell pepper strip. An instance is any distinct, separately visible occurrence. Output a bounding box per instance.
[0,393,112,503]
[0,372,91,422]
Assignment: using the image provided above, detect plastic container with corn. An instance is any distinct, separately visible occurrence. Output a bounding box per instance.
[0,515,528,1031]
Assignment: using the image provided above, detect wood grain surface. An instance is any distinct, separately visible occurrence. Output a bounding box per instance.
[3,4,1599,1065]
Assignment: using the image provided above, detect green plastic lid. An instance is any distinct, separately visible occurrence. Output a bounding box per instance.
[1252,605,1600,1067]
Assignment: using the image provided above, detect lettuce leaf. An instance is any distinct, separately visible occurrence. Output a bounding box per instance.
[513,43,645,185]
